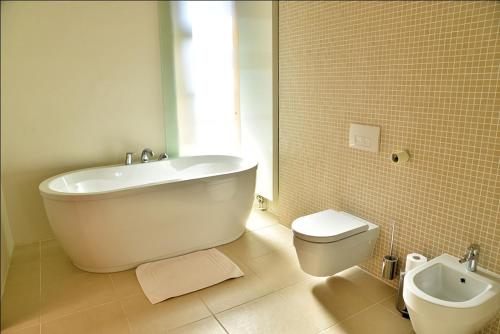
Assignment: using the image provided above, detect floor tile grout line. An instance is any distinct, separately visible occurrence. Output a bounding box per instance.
[245,220,279,233]
[213,314,230,334]
[16,268,410,331]
[205,272,398,334]
[107,273,133,334]
[112,274,141,333]
[163,315,213,333]
[118,300,134,334]
[357,265,398,289]
[38,243,42,327]
[230,248,275,266]
[39,300,118,326]
[39,285,146,326]
[13,212,414,333]
[220,243,296,275]
[10,246,279,331]
[247,251,311,284]
[238,245,298,268]
[37,243,139,326]
[198,298,230,334]
[107,272,117,290]
[212,287,281,315]
[211,274,313,316]
[248,228,295,248]
[0,243,40,333]
[245,208,284,230]
[379,293,404,316]
[247,220,288,236]
[106,272,120,300]
[316,294,402,334]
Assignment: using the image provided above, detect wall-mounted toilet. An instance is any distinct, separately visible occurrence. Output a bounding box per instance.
[292,209,380,277]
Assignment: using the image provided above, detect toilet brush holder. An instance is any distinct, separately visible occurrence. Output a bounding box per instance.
[382,255,398,280]
[382,222,398,280]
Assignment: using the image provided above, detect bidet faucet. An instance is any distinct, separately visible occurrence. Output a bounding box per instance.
[459,244,479,272]
[141,148,155,163]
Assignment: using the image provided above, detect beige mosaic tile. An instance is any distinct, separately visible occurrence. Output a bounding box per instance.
[275,2,499,332]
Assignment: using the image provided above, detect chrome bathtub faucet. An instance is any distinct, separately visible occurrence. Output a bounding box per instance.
[125,152,134,165]
[459,244,479,272]
[141,148,155,163]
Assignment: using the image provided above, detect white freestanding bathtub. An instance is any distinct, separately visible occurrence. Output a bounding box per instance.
[39,155,257,273]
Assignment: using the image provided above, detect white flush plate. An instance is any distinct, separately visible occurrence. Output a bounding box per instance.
[349,123,380,153]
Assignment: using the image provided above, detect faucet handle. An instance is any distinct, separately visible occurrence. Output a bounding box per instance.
[468,244,480,255]
[459,244,480,263]
[125,152,134,165]
[459,244,480,271]
[158,153,168,161]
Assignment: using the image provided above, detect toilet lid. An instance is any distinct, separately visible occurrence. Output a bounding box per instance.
[291,210,369,243]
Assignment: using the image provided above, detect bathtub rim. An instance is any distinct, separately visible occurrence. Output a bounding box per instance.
[39,155,257,202]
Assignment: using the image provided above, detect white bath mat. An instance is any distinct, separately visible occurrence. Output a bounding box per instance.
[136,248,244,304]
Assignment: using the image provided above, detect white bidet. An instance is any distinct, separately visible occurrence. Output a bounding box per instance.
[403,253,500,334]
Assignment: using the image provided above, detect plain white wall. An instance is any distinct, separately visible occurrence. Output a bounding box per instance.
[1,1,166,244]
[1,184,15,296]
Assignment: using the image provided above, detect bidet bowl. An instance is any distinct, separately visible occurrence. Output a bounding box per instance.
[403,253,500,334]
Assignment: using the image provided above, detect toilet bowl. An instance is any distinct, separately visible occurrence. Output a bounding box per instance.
[292,210,379,277]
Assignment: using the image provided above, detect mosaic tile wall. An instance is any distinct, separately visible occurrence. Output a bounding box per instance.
[275,2,499,332]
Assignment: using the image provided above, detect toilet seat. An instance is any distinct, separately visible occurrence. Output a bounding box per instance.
[292,209,369,243]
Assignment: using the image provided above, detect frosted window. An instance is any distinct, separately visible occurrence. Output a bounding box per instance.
[171,1,239,156]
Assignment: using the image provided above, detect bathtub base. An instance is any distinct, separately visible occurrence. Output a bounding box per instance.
[72,230,246,273]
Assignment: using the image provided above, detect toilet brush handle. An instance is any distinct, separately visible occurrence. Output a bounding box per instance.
[389,223,395,256]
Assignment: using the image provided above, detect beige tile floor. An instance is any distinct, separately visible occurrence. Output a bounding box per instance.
[1,210,414,334]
